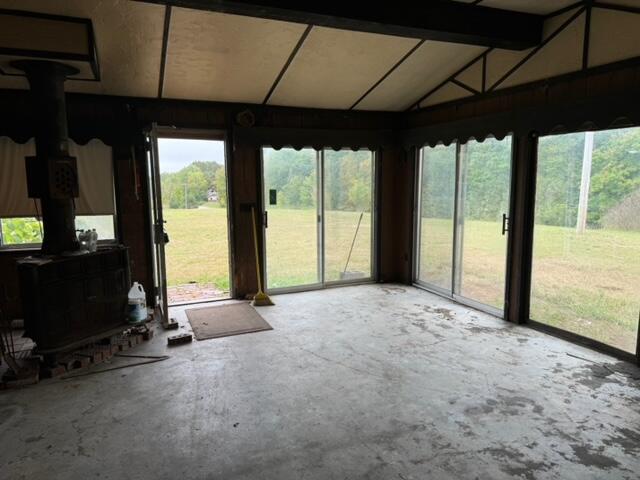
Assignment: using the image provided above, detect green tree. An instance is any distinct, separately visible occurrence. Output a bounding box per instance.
[0,218,43,245]
[214,168,227,207]
[161,161,223,209]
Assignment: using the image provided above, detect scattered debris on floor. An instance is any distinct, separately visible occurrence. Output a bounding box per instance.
[1,323,158,389]
[167,333,193,346]
[163,317,180,330]
[60,353,170,379]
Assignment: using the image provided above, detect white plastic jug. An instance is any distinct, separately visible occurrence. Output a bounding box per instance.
[127,282,147,323]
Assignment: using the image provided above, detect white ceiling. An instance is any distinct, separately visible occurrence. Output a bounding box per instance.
[267,28,419,110]
[0,0,165,97]
[357,40,485,111]
[0,0,638,111]
[163,8,306,103]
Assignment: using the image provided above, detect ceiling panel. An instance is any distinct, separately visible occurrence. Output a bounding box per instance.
[590,8,640,67]
[498,9,584,89]
[455,57,484,92]
[268,27,419,110]
[163,8,306,103]
[0,0,165,98]
[420,82,471,108]
[356,41,485,111]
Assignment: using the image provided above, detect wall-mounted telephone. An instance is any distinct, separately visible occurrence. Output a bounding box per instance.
[25,155,79,199]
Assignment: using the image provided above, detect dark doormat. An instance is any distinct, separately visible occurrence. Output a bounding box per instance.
[185,303,273,340]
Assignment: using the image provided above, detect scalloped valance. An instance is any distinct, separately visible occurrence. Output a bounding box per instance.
[233,126,397,151]
[401,92,640,149]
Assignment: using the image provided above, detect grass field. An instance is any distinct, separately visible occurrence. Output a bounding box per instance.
[265,209,372,289]
[419,218,640,353]
[163,206,231,292]
[163,207,372,290]
[164,207,639,353]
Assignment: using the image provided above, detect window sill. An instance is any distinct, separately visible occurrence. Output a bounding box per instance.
[0,240,118,254]
[0,245,41,254]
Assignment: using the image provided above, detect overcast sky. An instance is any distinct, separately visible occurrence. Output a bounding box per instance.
[157,138,225,173]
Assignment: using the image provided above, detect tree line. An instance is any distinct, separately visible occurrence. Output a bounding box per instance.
[263,149,373,212]
[161,161,226,209]
[421,128,640,230]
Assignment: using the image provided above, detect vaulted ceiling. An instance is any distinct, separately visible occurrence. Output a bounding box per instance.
[0,0,639,111]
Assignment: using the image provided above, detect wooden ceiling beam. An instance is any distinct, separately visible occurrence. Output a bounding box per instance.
[134,0,544,50]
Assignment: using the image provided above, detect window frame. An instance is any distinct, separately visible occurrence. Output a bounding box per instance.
[412,136,515,319]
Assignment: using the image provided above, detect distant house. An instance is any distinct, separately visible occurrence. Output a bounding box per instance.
[207,187,219,202]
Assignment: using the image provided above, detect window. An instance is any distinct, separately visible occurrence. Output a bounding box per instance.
[416,144,456,291]
[531,128,640,353]
[0,137,117,248]
[0,215,116,247]
[415,137,512,313]
[262,147,375,291]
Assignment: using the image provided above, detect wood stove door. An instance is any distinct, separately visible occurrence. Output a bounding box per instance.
[147,125,169,323]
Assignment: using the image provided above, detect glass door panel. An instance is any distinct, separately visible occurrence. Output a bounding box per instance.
[457,138,512,309]
[156,137,231,304]
[263,147,320,290]
[531,129,640,353]
[324,150,374,282]
[415,138,513,315]
[416,144,456,290]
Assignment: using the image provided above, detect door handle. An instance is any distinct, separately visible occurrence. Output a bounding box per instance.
[263,211,268,228]
[501,214,509,236]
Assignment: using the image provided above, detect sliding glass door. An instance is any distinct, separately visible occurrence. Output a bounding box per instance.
[531,128,640,354]
[416,144,456,291]
[415,137,512,314]
[262,148,375,292]
[457,139,512,309]
[324,150,374,283]
[263,147,320,290]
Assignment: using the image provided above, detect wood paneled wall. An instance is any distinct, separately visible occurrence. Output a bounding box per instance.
[0,92,404,316]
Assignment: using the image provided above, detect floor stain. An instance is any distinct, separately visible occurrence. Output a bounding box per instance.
[479,445,556,480]
[567,444,620,470]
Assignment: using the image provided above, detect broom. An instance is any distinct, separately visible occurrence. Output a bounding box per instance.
[251,206,274,306]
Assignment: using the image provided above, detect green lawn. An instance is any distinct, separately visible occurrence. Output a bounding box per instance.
[163,205,231,291]
[163,207,372,291]
[419,218,640,353]
[530,224,640,353]
[163,207,639,353]
[264,209,372,289]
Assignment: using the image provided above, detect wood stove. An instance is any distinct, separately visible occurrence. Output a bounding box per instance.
[13,60,131,356]
[18,248,130,354]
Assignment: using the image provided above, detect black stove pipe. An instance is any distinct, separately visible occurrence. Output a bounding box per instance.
[12,60,80,254]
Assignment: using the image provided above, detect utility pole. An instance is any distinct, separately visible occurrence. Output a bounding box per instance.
[576,131,594,234]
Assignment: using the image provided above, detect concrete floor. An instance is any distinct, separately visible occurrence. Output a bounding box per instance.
[0,284,639,480]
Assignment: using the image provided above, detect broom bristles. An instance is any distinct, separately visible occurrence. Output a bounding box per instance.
[252,291,274,306]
